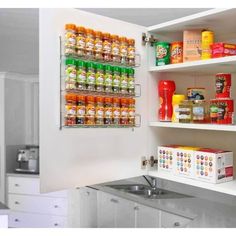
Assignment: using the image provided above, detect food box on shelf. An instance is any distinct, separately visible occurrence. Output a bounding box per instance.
[211,43,236,58]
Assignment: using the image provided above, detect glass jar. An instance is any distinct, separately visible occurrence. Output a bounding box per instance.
[85,96,95,125]
[65,58,77,90]
[95,63,104,92]
[95,97,104,125]
[85,28,95,58]
[121,98,129,125]
[111,35,120,63]
[77,60,87,90]
[86,62,96,91]
[112,97,121,125]
[76,26,86,57]
[120,67,128,94]
[103,33,112,62]
[127,68,135,95]
[128,98,135,125]
[120,37,128,65]
[104,97,113,125]
[192,100,208,123]
[104,65,113,93]
[64,93,77,126]
[64,24,77,55]
[127,38,135,66]
[112,66,121,93]
[179,100,193,123]
[77,95,86,124]
[94,31,103,61]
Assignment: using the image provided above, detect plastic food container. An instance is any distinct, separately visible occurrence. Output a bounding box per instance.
[155,42,170,66]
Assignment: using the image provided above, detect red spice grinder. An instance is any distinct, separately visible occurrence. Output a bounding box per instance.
[158,80,176,121]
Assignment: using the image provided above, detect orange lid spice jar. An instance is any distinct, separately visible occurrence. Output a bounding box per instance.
[103,33,112,62]
[104,97,113,125]
[120,98,129,125]
[76,26,86,57]
[120,37,128,65]
[85,29,95,58]
[64,24,77,55]
[127,38,135,66]
[128,98,135,125]
[112,97,121,125]
[77,95,86,124]
[95,96,104,125]
[85,96,96,125]
[64,93,77,126]
[111,35,120,63]
[94,31,103,60]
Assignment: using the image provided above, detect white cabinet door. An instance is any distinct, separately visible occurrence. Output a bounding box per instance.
[39,9,148,193]
[79,187,97,228]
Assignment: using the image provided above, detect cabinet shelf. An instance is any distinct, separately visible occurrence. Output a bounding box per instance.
[149,121,236,132]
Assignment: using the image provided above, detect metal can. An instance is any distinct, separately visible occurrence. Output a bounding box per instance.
[170,42,183,64]
[217,99,234,124]
[187,88,205,101]
[215,73,231,99]
[155,42,170,66]
[201,30,214,60]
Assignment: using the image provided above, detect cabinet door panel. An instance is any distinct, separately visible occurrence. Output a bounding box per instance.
[39,9,147,193]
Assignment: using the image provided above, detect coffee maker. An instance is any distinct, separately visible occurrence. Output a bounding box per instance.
[15,146,39,174]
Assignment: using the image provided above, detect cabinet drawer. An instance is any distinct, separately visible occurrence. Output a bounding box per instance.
[9,211,67,228]
[8,194,68,216]
[161,211,193,228]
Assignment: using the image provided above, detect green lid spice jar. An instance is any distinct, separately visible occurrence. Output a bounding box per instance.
[127,68,135,95]
[104,65,113,93]
[95,63,105,92]
[155,42,170,66]
[86,62,96,91]
[77,60,87,90]
[120,67,128,94]
[112,66,121,93]
[65,58,77,90]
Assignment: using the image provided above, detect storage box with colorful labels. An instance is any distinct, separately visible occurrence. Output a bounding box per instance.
[194,148,233,184]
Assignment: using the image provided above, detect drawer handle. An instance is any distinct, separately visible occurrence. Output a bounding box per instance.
[14,184,19,187]
[15,201,20,205]
[14,219,19,222]
[134,206,139,211]
[174,222,180,227]
[86,191,90,196]
[54,205,59,208]
[110,198,119,203]
[54,223,58,226]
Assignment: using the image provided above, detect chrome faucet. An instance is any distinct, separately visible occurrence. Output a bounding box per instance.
[143,175,158,191]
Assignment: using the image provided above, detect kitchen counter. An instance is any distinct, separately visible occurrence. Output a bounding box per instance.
[91,178,236,227]
[6,172,39,178]
[0,202,9,215]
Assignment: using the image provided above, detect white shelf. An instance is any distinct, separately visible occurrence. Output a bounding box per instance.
[149,121,236,132]
[151,171,236,196]
[149,56,236,74]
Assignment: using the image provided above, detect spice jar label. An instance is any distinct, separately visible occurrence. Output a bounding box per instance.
[77,36,85,49]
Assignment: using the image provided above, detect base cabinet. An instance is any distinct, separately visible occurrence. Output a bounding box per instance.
[0,215,8,228]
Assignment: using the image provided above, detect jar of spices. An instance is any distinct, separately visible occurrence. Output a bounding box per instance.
[77,60,87,90]
[86,62,96,91]
[104,65,113,93]
[192,100,208,123]
[95,97,104,125]
[111,35,120,63]
[179,100,193,123]
[94,31,103,61]
[128,98,135,125]
[76,26,86,57]
[95,63,104,92]
[127,38,135,66]
[104,97,113,125]
[120,67,128,94]
[85,28,95,58]
[120,37,128,65]
[77,95,86,124]
[120,98,129,125]
[65,58,77,90]
[65,93,77,126]
[103,33,112,62]
[85,96,95,125]
[112,98,121,125]
[112,66,121,93]
[127,68,135,95]
[64,24,77,55]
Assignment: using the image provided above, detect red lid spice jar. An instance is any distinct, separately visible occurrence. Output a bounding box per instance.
[128,98,135,125]
[95,97,104,125]
[104,97,113,125]
[127,38,135,66]
[120,37,128,65]
[103,33,112,62]
[76,95,86,125]
[64,24,77,55]
[85,28,95,58]
[111,35,120,63]
[76,26,86,57]
[120,98,129,125]
[85,96,96,125]
[112,97,121,125]
[94,31,103,60]
[64,93,77,126]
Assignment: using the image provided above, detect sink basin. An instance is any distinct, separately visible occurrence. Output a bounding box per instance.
[106,184,151,195]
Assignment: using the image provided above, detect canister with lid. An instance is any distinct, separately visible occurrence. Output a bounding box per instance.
[95,97,104,125]
[85,96,95,125]
[76,26,86,57]
[64,24,77,55]
[120,98,129,125]
[94,31,103,60]
[65,58,77,90]
[127,68,135,95]
[113,97,121,125]
[85,29,95,58]
[86,62,96,91]
[120,37,128,65]
[104,65,113,93]
[77,60,87,90]
[120,67,128,94]
[95,63,105,92]
[103,33,112,62]
[104,97,113,125]
[77,95,86,124]
[127,38,135,66]
[112,66,121,93]
[111,35,120,63]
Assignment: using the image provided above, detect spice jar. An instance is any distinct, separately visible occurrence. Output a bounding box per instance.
[112,97,121,125]
[104,97,113,125]
[85,28,95,58]
[95,97,104,125]
[103,33,112,62]
[64,24,77,55]
[112,66,121,93]
[95,63,104,92]
[192,100,208,123]
[179,100,193,123]
[77,60,87,90]
[86,62,96,91]
[65,93,77,126]
[127,38,135,66]
[111,35,120,63]
[76,26,86,57]
[94,31,103,61]
[104,65,113,93]
[120,98,129,125]
[77,95,86,124]
[128,98,135,125]
[120,67,128,94]
[85,96,95,125]
[120,37,128,65]
[65,58,77,90]
[127,68,135,95]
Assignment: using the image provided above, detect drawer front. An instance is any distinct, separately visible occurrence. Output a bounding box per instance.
[8,194,68,216]
[9,211,67,228]
[161,211,193,228]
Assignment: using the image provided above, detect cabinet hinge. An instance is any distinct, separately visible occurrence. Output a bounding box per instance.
[142,33,158,46]
[141,156,158,170]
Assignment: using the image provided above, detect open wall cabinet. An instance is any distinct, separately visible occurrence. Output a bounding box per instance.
[39,8,236,196]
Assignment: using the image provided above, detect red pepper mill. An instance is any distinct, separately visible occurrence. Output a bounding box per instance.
[158,80,176,121]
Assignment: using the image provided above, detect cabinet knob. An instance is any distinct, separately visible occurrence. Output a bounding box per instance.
[15,201,20,205]
[86,191,90,196]
[14,219,19,222]
[110,198,119,203]
[54,205,59,208]
[134,206,139,211]
[54,223,58,226]
[174,222,180,227]
[14,184,19,187]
